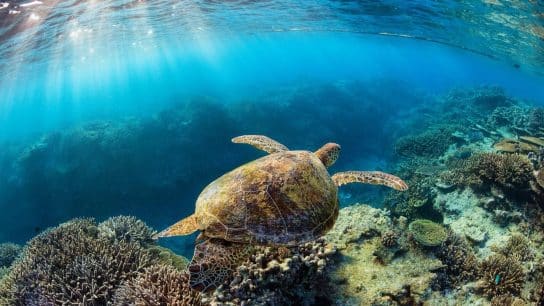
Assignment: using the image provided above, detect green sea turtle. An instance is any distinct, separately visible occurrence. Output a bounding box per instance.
[155,135,408,291]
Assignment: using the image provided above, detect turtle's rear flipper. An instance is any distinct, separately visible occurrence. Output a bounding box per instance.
[188,239,253,292]
[332,171,408,191]
[153,214,199,239]
[232,135,288,154]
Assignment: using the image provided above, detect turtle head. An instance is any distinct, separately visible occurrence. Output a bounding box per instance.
[315,143,341,168]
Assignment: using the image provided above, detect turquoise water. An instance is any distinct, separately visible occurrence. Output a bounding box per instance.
[1,1,544,304]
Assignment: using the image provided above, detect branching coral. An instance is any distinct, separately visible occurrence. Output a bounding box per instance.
[112,264,201,306]
[408,219,447,247]
[98,216,156,245]
[205,238,336,305]
[394,127,455,158]
[0,243,22,268]
[493,234,533,262]
[434,232,478,289]
[0,218,158,305]
[477,254,525,298]
[441,153,533,189]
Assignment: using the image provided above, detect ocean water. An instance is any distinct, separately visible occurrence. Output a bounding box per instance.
[1,0,544,304]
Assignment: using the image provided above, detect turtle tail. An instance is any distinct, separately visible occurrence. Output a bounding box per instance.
[153,214,199,239]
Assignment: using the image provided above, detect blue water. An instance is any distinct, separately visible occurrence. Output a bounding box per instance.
[0,0,544,257]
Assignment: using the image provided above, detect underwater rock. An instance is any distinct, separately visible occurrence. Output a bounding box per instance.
[0,218,159,305]
[204,239,336,306]
[435,188,508,246]
[408,219,447,247]
[113,264,201,306]
[327,204,442,305]
[0,243,22,268]
[325,204,392,250]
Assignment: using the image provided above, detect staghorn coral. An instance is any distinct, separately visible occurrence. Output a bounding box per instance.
[204,238,336,305]
[98,216,156,245]
[441,152,533,189]
[0,243,22,268]
[408,219,447,247]
[477,254,525,298]
[0,218,158,305]
[433,232,478,289]
[493,234,533,262]
[112,264,201,306]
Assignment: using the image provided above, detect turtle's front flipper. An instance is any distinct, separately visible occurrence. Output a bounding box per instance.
[332,171,408,191]
[188,239,254,292]
[153,214,199,239]
[232,135,288,154]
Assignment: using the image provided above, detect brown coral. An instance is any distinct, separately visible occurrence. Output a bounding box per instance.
[434,232,478,289]
[477,254,525,298]
[112,264,201,306]
[493,234,533,262]
[0,218,157,305]
[205,238,336,305]
[98,216,157,245]
[442,153,533,189]
[381,231,400,248]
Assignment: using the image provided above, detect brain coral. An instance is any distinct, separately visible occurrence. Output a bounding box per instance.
[0,218,158,305]
[408,219,448,247]
[113,264,201,306]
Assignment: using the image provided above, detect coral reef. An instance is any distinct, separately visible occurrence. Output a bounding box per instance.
[433,232,478,289]
[408,219,447,247]
[380,230,399,248]
[98,216,156,245]
[441,152,534,189]
[0,243,22,268]
[326,204,443,305]
[385,173,437,220]
[0,218,158,305]
[112,264,201,306]
[394,126,455,158]
[476,254,525,298]
[204,239,336,305]
[493,234,533,262]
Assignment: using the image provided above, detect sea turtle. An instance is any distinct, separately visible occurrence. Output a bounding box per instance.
[155,135,408,291]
